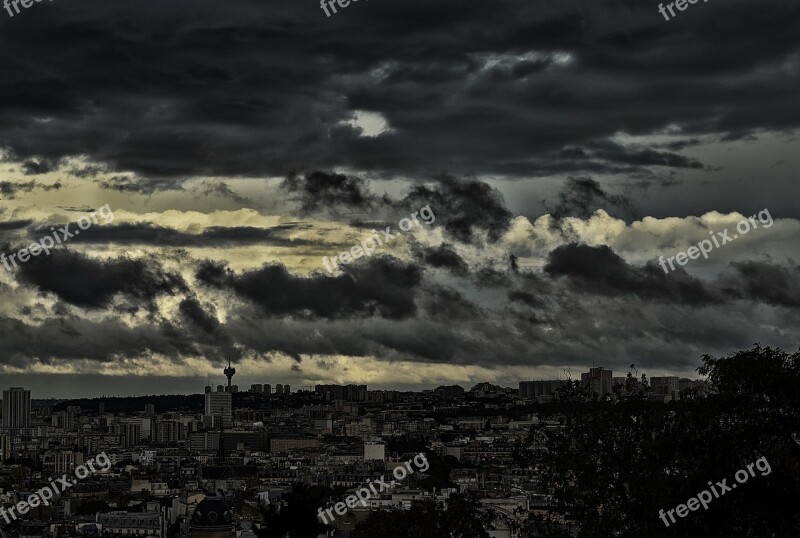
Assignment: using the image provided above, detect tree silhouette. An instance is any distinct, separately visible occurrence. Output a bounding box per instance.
[527,345,800,537]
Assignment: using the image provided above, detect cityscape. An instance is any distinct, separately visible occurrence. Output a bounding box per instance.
[0,361,713,538]
[0,0,798,535]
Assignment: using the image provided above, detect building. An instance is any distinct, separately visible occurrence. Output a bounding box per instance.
[154,420,184,443]
[315,384,368,401]
[205,387,232,429]
[364,442,385,461]
[434,385,465,399]
[250,384,263,393]
[283,384,291,395]
[275,384,283,395]
[519,381,564,399]
[650,376,680,395]
[0,433,11,461]
[581,368,613,397]
[2,387,31,428]
[99,512,163,538]
[270,437,320,454]
[264,384,272,395]
[190,497,234,538]
[117,422,142,448]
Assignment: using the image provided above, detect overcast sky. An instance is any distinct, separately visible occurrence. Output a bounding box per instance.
[0,0,798,398]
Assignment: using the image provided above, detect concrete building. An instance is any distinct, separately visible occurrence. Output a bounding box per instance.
[2,387,31,428]
[204,388,232,428]
[364,442,385,461]
[650,376,680,395]
[581,367,613,397]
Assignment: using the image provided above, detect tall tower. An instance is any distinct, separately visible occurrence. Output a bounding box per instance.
[223,358,236,391]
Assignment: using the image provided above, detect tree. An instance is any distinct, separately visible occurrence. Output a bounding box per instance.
[255,483,335,538]
[527,345,800,537]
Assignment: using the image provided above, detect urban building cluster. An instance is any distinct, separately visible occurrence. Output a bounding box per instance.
[0,365,705,538]
[519,366,706,402]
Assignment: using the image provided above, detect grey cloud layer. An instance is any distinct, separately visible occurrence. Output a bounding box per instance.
[0,0,796,189]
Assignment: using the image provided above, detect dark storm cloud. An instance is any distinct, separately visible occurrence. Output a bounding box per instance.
[419,243,469,276]
[0,180,61,199]
[544,243,718,305]
[195,256,422,319]
[21,158,58,175]
[0,0,795,185]
[403,176,512,243]
[281,171,385,214]
[546,176,634,222]
[1,249,799,378]
[191,180,249,204]
[719,261,800,307]
[419,285,481,321]
[36,222,314,247]
[16,250,187,309]
[0,219,33,231]
[97,175,182,195]
[178,297,221,334]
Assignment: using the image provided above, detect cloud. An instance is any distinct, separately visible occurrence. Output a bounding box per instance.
[402,176,512,243]
[544,243,718,305]
[419,243,469,276]
[281,171,384,215]
[16,250,187,310]
[195,256,422,319]
[0,0,793,185]
[545,176,633,223]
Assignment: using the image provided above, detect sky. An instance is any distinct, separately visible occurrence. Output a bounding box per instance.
[0,0,798,398]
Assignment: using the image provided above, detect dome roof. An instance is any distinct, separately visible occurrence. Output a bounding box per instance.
[191,497,233,528]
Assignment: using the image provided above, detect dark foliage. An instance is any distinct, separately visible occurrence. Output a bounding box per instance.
[526,345,800,537]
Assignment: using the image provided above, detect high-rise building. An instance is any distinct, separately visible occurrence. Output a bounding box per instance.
[275,384,283,395]
[154,420,184,443]
[581,368,613,397]
[283,384,291,395]
[264,384,272,395]
[2,387,31,428]
[144,403,156,416]
[204,387,232,428]
[250,384,263,393]
[117,422,142,448]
